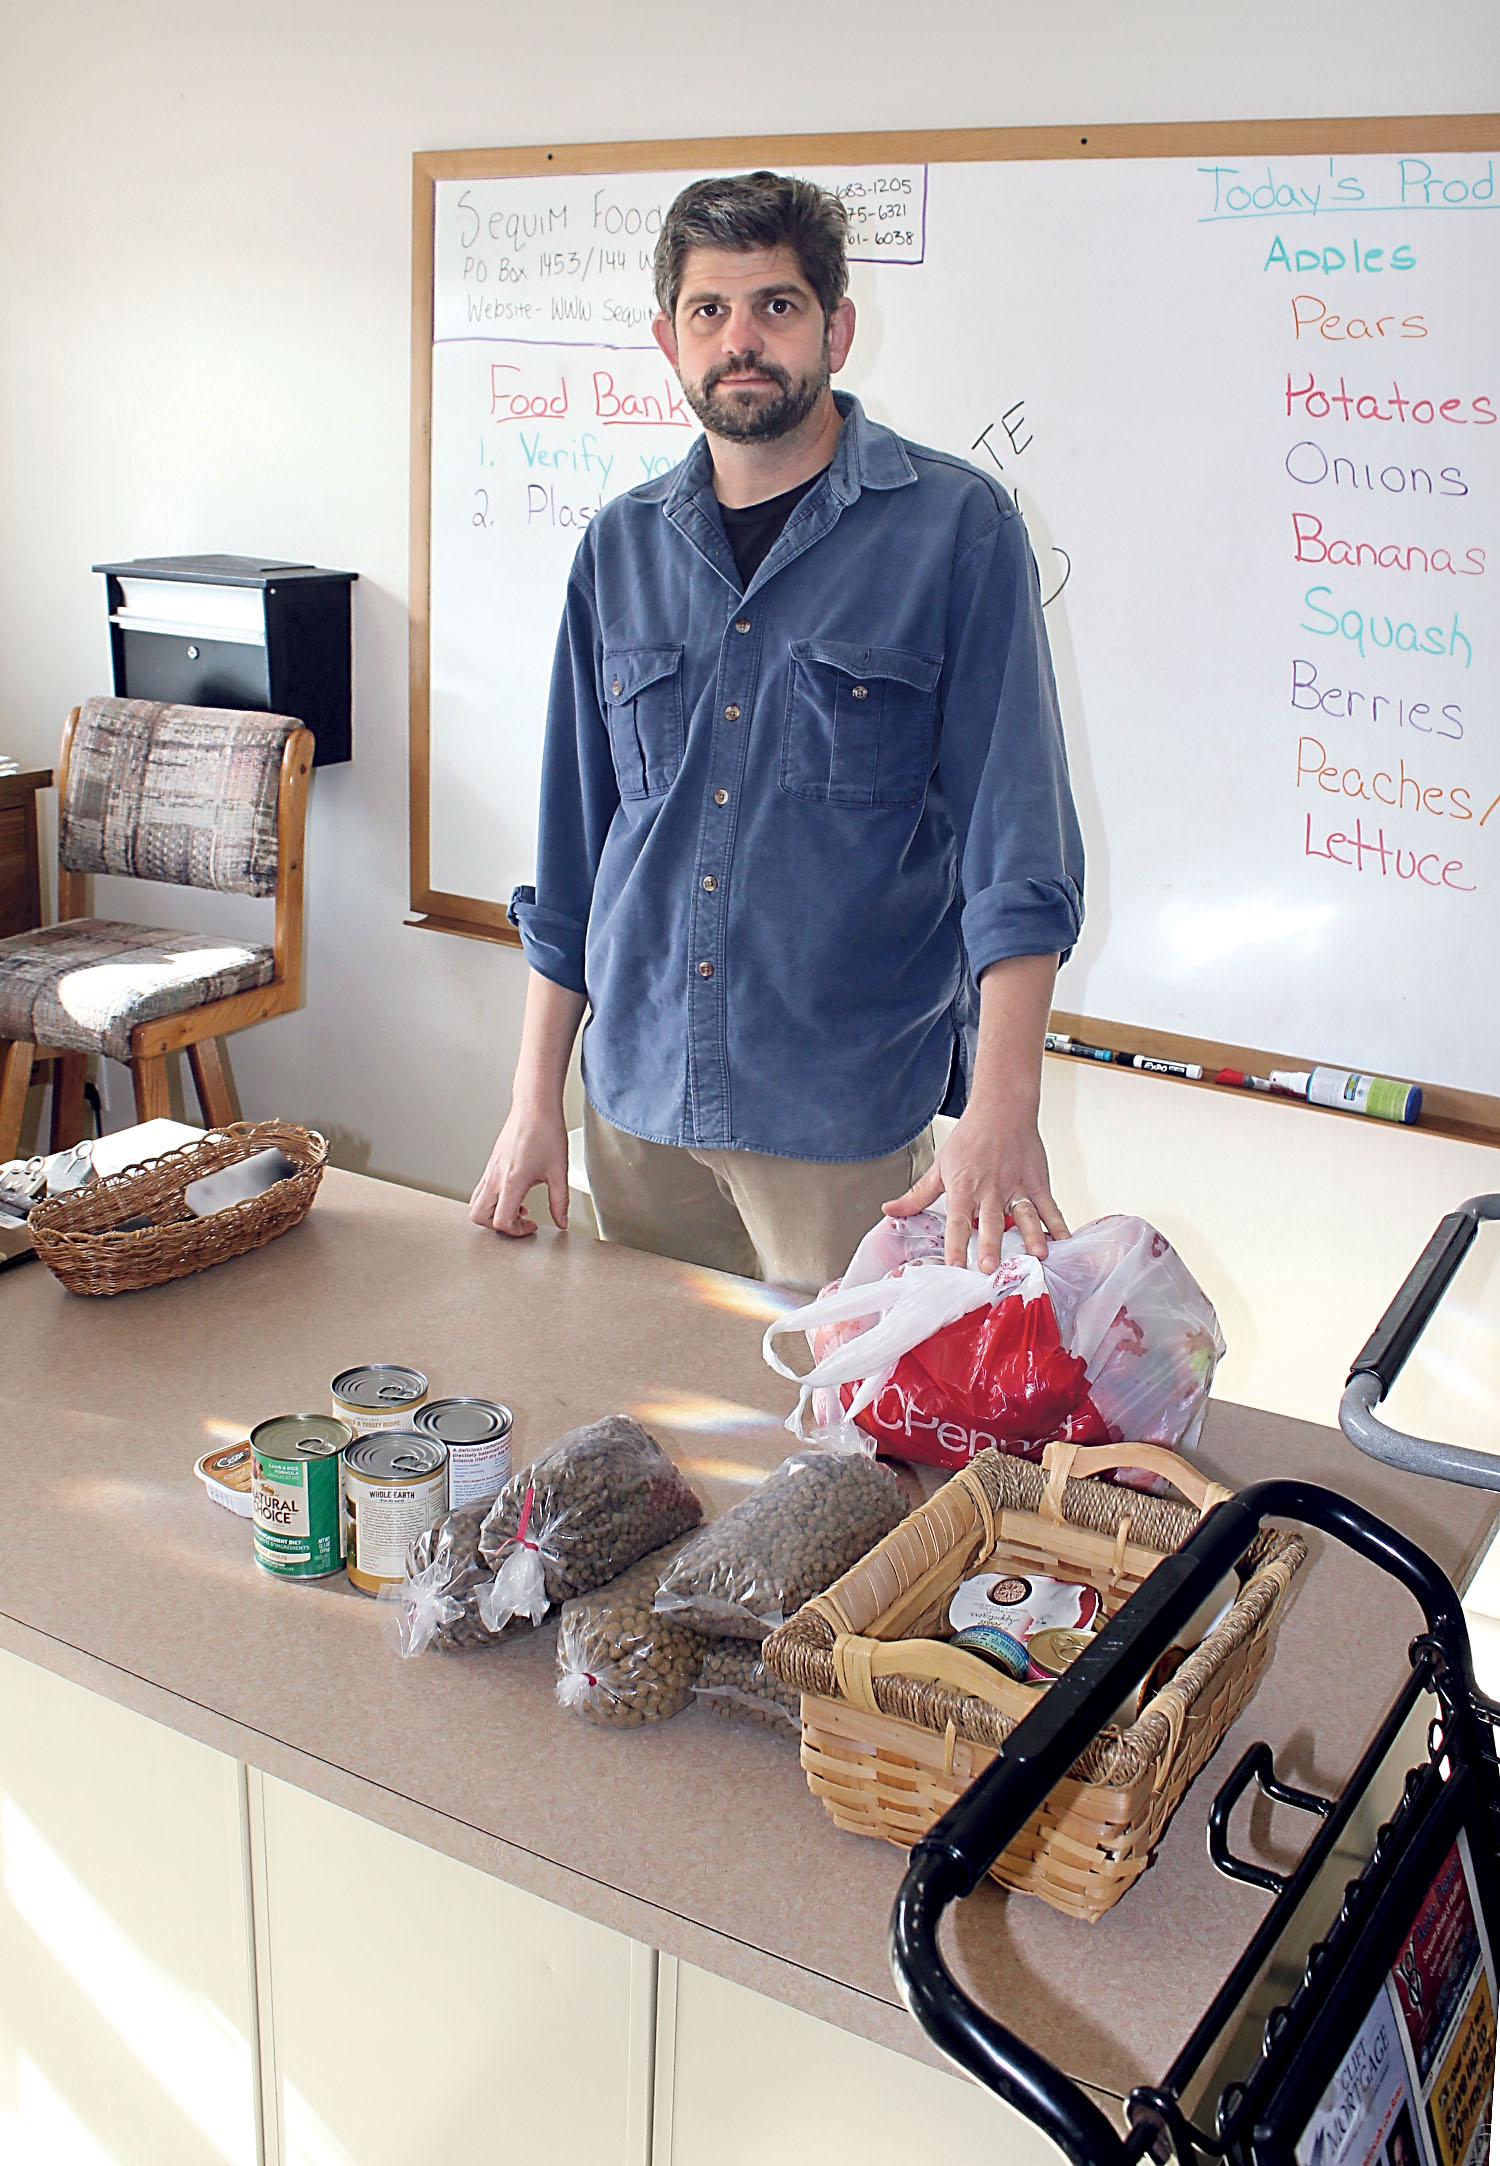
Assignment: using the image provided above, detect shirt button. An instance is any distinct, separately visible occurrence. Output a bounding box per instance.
[611,678,622,696]
[713,788,729,805]
[851,685,869,701]
[697,960,714,977]
[734,617,750,634]
[702,875,719,892]
[724,704,741,721]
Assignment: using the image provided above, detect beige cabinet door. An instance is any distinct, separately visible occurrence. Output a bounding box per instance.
[0,1649,260,2166]
[252,1775,655,2166]
[656,1958,1069,2166]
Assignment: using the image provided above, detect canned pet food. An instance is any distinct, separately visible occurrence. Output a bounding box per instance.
[951,1621,1031,1680]
[196,1441,254,1517]
[251,1415,352,1580]
[1023,1625,1150,1729]
[414,1398,513,1508]
[343,1431,449,1595]
[331,1364,429,1435]
[1025,1625,1097,1684]
[949,1571,1101,1640]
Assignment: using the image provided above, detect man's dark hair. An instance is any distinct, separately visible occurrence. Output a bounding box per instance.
[653,171,850,322]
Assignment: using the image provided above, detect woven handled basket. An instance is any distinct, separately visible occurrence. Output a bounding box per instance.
[762,1440,1307,1923]
[28,1120,327,1296]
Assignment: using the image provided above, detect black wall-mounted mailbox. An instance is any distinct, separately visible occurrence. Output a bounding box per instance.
[92,554,358,766]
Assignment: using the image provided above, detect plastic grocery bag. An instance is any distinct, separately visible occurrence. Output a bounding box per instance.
[762,1205,1225,1487]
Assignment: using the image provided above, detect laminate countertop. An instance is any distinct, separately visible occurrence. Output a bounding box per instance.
[3,1168,1495,2108]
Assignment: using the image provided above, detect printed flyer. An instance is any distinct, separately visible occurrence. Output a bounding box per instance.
[1389,1834,1496,2166]
[1296,1980,1414,2166]
[1296,1832,1495,2166]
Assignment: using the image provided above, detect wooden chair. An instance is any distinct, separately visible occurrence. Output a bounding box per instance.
[0,698,313,1161]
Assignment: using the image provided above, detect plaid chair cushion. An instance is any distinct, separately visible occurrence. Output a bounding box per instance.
[0,920,274,1062]
[59,697,299,897]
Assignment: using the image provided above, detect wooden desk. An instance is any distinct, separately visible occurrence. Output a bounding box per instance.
[2,1172,1497,2163]
[0,767,50,937]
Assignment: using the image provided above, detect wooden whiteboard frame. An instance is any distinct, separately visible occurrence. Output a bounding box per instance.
[408,117,1500,1140]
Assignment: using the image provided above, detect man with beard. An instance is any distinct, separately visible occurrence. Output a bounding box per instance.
[470,171,1084,1288]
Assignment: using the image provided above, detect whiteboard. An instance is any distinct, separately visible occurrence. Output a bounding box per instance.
[411,127,1500,1118]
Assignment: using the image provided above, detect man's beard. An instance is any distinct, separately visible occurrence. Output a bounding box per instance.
[683,346,830,443]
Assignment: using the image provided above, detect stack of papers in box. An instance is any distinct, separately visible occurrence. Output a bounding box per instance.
[111,579,267,648]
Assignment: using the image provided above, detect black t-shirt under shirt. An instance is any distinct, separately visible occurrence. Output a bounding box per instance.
[716,467,828,588]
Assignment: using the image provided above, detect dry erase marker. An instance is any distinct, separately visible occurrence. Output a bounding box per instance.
[1045,1033,1128,1065]
[1215,1068,1273,1093]
[1131,1054,1203,1080]
[1269,1067,1422,1124]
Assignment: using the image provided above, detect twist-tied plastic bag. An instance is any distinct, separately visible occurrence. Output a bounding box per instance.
[652,1421,908,1640]
[478,1414,703,1634]
[555,1544,707,1726]
[378,1504,505,1658]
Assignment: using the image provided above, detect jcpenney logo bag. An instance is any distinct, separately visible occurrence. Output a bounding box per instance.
[762,1205,1225,1488]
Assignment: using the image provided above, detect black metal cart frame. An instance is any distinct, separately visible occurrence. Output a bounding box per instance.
[889,1477,1500,2166]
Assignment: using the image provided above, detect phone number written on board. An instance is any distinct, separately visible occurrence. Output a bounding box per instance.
[829,170,927,261]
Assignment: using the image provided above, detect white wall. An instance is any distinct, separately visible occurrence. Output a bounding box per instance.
[2,0,1496,1421]
[1039,1062,1500,1451]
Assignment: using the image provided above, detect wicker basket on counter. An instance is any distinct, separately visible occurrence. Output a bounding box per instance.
[28,1120,327,1296]
[762,1441,1307,1923]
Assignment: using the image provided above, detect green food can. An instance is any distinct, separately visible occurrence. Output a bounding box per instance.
[251,1413,352,1580]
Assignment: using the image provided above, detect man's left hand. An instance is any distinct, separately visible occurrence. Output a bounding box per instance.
[881,1104,1068,1268]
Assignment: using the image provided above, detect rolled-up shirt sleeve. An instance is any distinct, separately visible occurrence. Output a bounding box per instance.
[508,550,620,997]
[936,503,1085,976]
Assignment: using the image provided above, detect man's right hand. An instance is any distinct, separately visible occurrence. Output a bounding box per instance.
[471,971,588,1237]
[468,1103,571,1236]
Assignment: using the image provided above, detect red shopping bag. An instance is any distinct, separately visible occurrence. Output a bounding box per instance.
[838,1289,1114,1470]
[764,1204,1225,1486]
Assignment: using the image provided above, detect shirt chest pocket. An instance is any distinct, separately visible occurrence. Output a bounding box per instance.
[781,639,942,809]
[602,645,685,800]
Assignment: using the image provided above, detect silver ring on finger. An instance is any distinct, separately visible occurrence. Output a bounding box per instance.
[1006,1195,1034,1215]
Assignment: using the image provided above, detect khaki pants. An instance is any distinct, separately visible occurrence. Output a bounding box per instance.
[583,1103,936,1293]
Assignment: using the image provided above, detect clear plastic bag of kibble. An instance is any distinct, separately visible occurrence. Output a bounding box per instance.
[478,1414,703,1633]
[652,1421,908,1641]
[379,1506,516,1657]
[696,1636,803,1738]
[555,1546,709,1729]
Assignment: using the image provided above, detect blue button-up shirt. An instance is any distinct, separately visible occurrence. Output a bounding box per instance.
[511,392,1084,1163]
